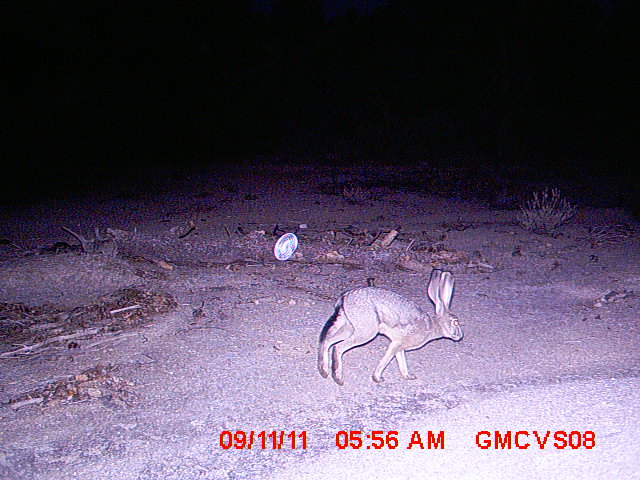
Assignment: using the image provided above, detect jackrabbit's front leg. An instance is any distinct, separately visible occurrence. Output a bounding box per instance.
[395,350,417,380]
[373,341,403,383]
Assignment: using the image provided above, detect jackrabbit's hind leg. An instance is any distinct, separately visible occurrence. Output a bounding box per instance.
[318,345,331,378]
[318,337,338,378]
[373,341,404,383]
[330,336,365,386]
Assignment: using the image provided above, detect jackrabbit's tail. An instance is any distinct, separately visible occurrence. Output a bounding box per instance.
[318,297,348,378]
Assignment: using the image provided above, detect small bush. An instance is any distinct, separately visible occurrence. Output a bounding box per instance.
[518,188,576,236]
[342,184,370,204]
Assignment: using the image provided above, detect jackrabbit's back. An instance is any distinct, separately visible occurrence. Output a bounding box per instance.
[342,287,426,329]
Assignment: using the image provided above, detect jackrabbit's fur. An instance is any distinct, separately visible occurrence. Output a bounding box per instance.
[318,269,462,385]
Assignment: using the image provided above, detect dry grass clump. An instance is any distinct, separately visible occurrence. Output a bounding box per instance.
[342,183,371,204]
[518,188,576,236]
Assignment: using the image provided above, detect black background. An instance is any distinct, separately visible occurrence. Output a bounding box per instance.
[3,1,639,207]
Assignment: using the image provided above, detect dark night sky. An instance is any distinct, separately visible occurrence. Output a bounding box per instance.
[252,0,389,17]
[3,0,639,202]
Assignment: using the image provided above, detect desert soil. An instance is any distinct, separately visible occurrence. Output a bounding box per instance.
[1,162,639,479]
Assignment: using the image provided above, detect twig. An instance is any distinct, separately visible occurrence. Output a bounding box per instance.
[368,230,383,247]
[83,332,138,349]
[0,327,101,358]
[61,226,93,253]
[109,305,142,315]
[178,221,196,239]
[0,238,25,250]
[9,397,44,410]
[380,229,399,247]
[132,256,173,270]
[371,229,399,248]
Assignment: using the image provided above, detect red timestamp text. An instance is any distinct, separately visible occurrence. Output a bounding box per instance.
[219,430,308,450]
[335,430,446,450]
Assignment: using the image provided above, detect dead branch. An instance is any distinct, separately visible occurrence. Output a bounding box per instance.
[9,397,44,410]
[371,229,399,249]
[83,332,138,349]
[0,327,100,358]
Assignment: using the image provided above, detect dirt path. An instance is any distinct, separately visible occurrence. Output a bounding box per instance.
[1,164,639,479]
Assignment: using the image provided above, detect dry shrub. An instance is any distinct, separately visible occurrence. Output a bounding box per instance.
[342,184,370,204]
[518,188,576,236]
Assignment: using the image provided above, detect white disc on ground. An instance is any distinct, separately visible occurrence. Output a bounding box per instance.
[274,233,298,261]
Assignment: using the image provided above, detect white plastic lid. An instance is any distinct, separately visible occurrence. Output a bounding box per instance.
[274,233,299,261]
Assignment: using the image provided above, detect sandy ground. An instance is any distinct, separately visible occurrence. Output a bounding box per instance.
[1,162,639,479]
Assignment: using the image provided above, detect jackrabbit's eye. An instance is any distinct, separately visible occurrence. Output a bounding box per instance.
[451,320,459,326]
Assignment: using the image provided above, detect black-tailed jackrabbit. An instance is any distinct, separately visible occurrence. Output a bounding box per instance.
[318,269,462,385]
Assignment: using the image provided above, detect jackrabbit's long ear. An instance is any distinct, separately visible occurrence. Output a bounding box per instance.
[428,269,454,316]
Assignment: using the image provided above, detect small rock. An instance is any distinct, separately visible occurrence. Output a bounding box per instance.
[86,388,102,398]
